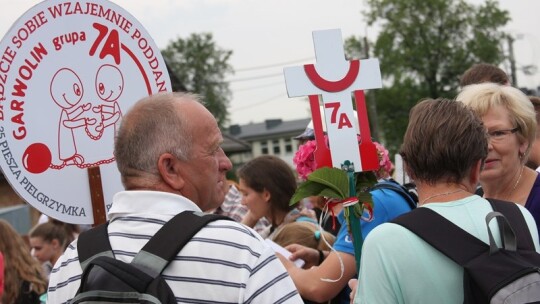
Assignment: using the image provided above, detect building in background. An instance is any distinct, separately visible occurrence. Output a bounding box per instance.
[226,118,310,177]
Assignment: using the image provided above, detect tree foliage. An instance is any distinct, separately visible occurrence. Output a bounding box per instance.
[161,33,234,128]
[349,0,510,154]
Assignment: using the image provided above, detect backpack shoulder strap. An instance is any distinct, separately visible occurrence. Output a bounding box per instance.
[486,198,535,250]
[372,179,417,210]
[131,211,231,278]
[77,222,114,271]
[392,208,487,266]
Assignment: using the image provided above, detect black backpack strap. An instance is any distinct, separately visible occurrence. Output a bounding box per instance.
[372,179,417,210]
[392,208,487,266]
[131,211,231,278]
[77,222,114,271]
[487,198,535,250]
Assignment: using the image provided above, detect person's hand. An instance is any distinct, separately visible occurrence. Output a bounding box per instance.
[348,278,358,304]
[285,243,319,269]
[275,252,295,270]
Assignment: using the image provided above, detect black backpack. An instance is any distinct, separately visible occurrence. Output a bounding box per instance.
[70,211,231,304]
[393,198,540,304]
[370,179,418,210]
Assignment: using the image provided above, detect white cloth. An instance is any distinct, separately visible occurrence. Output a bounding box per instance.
[47,190,302,303]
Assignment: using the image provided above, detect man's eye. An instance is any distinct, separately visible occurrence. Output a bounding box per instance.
[491,131,505,137]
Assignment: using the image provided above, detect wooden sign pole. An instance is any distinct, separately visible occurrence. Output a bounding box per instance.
[87,166,107,226]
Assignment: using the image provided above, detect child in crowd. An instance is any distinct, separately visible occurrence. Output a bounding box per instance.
[238,155,317,238]
[272,221,335,269]
[29,222,68,278]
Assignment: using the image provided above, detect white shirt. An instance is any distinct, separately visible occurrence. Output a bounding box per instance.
[47,190,302,303]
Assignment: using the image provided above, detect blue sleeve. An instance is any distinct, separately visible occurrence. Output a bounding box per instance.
[333,189,412,255]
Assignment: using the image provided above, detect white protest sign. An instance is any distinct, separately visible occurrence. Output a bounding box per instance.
[284,29,382,172]
[0,0,171,224]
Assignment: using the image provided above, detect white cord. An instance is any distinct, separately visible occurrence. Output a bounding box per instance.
[318,200,344,283]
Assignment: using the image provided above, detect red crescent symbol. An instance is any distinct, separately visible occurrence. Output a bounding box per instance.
[304,60,360,92]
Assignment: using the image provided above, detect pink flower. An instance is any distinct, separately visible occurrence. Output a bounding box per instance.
[293,139,317,180]
[293,136,394,180]
[374,142,394,179]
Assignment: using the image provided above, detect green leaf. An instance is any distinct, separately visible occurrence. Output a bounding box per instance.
[290,181,329,205]
[289,178,348,206]
[307,167,349,197]
[357,191,373,204]
[355,172,377,189]
[318,188,343,200]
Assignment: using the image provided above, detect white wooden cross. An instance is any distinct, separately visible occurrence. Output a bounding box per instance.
[284,29,382,172]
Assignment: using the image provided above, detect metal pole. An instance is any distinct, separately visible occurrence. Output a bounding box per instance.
[508,35,518,86]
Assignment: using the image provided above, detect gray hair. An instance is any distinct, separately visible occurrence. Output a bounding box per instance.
[114,92,201,181]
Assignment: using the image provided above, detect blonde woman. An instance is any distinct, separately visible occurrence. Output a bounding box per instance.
[457,83,540,237]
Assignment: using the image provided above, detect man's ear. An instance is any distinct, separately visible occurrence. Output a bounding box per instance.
[157,153,184,190]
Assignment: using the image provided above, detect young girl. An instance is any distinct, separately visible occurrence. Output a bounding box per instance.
[238,155,316,238]
[271,221,335,251]
[29,222,68,278]
[0,220,47,304]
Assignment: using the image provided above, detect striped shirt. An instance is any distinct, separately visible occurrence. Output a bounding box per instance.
[47,190,302,304]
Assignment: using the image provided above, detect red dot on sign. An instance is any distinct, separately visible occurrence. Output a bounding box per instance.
[22,143,52,174]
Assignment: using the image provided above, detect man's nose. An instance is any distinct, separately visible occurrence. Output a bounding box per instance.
[218,148,232,171]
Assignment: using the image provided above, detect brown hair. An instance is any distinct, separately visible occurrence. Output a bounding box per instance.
[30,221,70,249]
[399,98,488,184]
[526,96,540,169]
[460,63,510,87]
[529,95,540,137]
[271,222,335,251]
[237,155,297,227]
[0,220,47,303]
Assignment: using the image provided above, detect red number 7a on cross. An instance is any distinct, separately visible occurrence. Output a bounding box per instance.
[325,102,354,130]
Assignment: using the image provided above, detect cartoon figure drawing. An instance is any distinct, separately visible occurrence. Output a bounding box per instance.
[92,64,124,134]
[50,68,95,166]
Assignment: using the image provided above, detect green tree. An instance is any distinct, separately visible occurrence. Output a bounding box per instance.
[162,33,233,128]
[344,36,382,141]
[350,0,510,154]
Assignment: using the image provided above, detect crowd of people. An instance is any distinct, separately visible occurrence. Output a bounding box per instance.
[0,63,539,304]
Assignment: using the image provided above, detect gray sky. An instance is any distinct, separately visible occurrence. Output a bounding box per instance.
[2,0,539,125]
